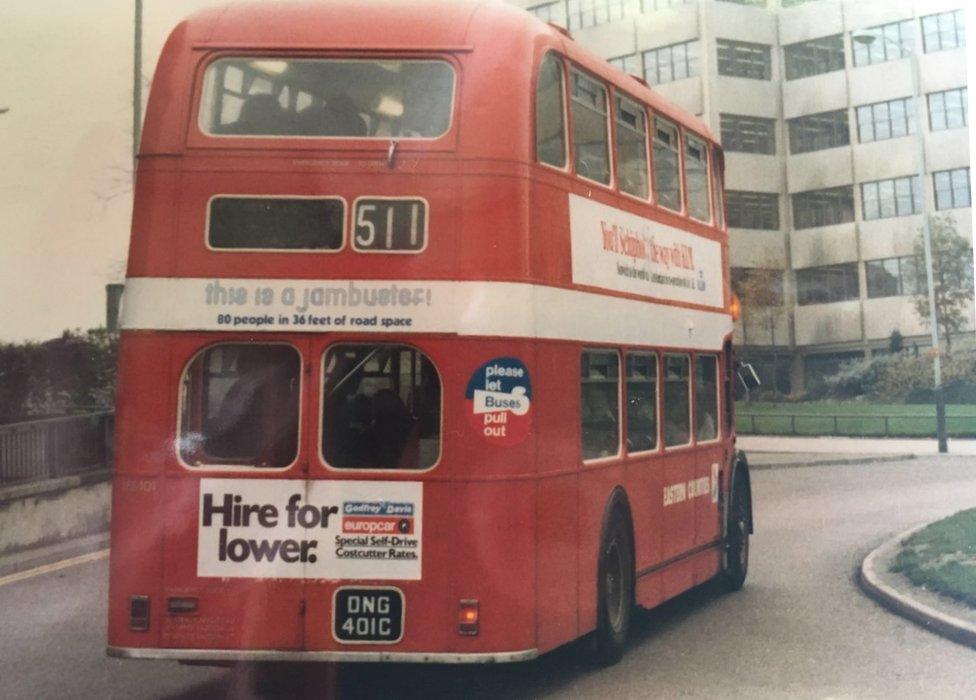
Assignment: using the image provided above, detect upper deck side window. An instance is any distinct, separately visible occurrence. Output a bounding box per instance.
[653,117,682,212]
[199,58,455,139]
[570,69,611,185]
[536,54,568,168]
[615,94,650,200]
[684,133,711,223]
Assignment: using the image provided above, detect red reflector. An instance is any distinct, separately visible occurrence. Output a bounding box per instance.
[129,595,150,631]
[458,599,479,636]
[167,597,199,614]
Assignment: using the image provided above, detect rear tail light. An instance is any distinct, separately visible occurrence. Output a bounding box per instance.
[167,597,199,614]
[129,595,150,631]
[458,599,479,636]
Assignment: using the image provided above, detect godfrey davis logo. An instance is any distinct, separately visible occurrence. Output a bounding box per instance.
[342,501,415,535]
[464,357,532,446]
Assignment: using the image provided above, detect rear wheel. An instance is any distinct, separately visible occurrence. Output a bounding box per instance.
[719,475,750,592]
[591,511,634,666]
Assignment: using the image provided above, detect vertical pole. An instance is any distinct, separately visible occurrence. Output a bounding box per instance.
[133,0,143,172]
[907,42,947,453]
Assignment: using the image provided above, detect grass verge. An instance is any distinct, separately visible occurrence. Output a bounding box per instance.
[891,508,976,609]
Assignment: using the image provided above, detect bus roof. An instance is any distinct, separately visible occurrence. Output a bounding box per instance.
[179,0,716,145]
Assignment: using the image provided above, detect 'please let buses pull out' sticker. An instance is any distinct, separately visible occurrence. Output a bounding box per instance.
[464,357,532,446]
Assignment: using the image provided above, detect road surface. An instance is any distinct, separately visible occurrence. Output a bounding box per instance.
[2,456,976,698]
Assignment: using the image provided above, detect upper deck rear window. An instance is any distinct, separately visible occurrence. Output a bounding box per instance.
[200,58,455,139]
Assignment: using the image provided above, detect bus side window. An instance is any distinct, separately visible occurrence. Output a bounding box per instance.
[615,95,650,200]
[685,133,712,223]
[536,54,567,168]
[712,147,726,229]
[570,70,611,185]
[663,353,691,448]
[581,350,620,460]
[625,352,658,453]
[653,117,682,212]
[695,354,719,442]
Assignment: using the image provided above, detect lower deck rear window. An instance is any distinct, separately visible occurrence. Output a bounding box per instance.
[179,344,300,468]
[208,197,344,250]
[321,345,441,470]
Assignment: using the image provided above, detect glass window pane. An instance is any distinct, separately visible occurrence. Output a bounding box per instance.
[616,95,650,198]
[626,353,658,452]
[653,118,682,211]
[536,55,567,167]
[571,70,611,184]
[322,344,441,470]
[581,350,620,460]
[685,133,711,221]
[179,344,301,468]
[695,355,718,442]
[663,354,691,447]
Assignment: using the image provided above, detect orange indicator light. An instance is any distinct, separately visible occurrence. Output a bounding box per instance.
[458,599,479,636]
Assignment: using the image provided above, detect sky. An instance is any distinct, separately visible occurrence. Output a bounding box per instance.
[0,0,228,342]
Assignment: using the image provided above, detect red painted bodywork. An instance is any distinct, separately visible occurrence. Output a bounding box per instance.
[108,0,735,660]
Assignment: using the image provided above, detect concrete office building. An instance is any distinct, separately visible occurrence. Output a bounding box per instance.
[509,0,971,392]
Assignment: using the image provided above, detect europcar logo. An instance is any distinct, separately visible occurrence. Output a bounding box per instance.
[464,356,533,446]
[342,501,415,534]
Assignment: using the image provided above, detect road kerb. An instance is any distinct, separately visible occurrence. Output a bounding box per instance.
[858,523,976,649]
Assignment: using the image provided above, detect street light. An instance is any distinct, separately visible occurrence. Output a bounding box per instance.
[852,29,948,453]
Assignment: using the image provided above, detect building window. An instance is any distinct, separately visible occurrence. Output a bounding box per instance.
[625,352,658,453]
[855,97,915,142]
[643,40,700,86]
[861,176,922,220]
[928,88,968,131]
[581,350,620,460]
[647,0,691,10]
[653,117,682,211]
[781,0,815,7]
[731,268,785,306]
[922,9,966,53]
[792,186,855,229]
[787,109,849,154]
[716,39,772,80]
[570,69,611,184]
[784,34,845,80]
[716,0,766,5]
[866,256,922,298]
[609,53,641,76]
[851,20,914,67]
[565,0,643,30]
[663,354,691,447]
[933,168,972,210]
[796,264,859,305]
[536,54,567,168]
[720,114,775,154]
[726,191,779,229]
[321,345,441,470]
[528,1,568,27]
[616,95,650,199]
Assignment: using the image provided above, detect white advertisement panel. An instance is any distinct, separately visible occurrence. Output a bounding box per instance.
[569,194,724,309]
[197,479,422,580]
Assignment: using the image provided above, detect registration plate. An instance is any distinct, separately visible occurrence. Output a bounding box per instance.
[333,587,404,644]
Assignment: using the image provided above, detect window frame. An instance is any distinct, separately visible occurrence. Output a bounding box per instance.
[662,352,693,450]
[694,353,721,444]
[795,263,860,305]
[928,87,968,132]
[922,9,966,54]
[683,131,713,224]
[652,115,685,214]
[613,91,652,203]
[860,175,921,221]
[642,39,700,87]
[787,109,850,155]
[581,348,623,463]
[726,190,779,230]
[318,342,444,474]
[720,113,776,155]
[783,34,845,81]
[534,52,571,173]
[569,66,615,189]
[176,341,304,472]
[716,38,773,81]
[855,96,915,143]
[624,350,660,456]
[933,168,972,211]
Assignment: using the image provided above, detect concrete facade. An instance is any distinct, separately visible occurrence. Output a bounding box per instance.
[512,0,972,391]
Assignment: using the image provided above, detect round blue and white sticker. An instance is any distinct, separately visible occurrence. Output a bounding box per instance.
[464,357,532,445]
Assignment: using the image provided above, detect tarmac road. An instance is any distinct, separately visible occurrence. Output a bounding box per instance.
[2,456,976,699]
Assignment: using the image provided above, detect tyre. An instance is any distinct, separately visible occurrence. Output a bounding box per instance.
[719,474,750,592]
[591,511,634,666]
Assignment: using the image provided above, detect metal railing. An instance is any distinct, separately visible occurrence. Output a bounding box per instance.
[0,412,114,486]
[736,411,976,439]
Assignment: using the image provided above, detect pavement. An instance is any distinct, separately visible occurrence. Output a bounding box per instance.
[739,434,976,455]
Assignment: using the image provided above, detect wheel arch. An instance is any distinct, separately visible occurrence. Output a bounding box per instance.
[597,486,636,586]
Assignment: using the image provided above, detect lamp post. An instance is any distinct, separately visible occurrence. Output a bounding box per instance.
[852,28,948,453]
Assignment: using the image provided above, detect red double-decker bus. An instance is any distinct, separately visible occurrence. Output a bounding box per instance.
[107,0,753,666]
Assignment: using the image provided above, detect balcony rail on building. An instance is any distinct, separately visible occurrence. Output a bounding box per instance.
[736,409,976,438]
[0,412,114,486]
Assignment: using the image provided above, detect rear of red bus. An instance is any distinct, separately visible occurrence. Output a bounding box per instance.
[107,0,556,663]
